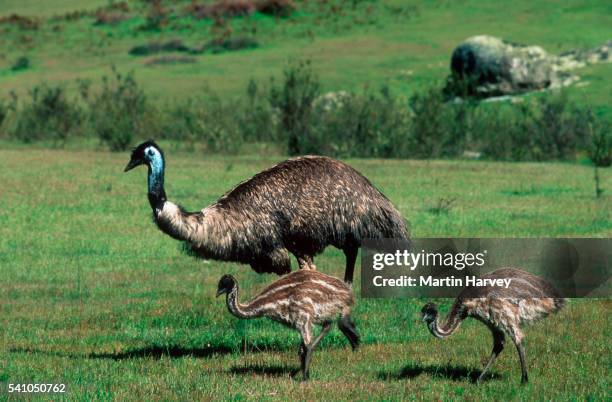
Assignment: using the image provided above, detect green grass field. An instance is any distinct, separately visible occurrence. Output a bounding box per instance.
[0,148,610,400]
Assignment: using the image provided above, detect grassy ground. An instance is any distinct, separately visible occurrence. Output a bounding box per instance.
[0,148,610,400]
[0,1,611,116]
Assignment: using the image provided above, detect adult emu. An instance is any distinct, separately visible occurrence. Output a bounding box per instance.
[421,268,565,384]
[124,140,408,282]
[216,270,359,380]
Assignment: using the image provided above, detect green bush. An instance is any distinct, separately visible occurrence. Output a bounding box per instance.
[156,95,244,154]
[588,119,612,168]
[0,62,606,161]
[308,87,412,158]
[11,84,82,145]
[11,56,31,71]
[474,94,591,161]
[408,88,458,158]
[239,79,277,142]
[269,60,320,155]
[85,68,147,151]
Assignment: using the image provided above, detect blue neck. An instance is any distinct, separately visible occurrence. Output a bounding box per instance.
[147,152,166,212]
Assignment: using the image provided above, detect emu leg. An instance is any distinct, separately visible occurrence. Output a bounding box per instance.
[516,341,528,384]
[310,322,333,350]
[298,341,307,378]
[302,323,332,381]
[338,315,360,351]
[297,255,316,271]
[477,328,505,384]
[343,247,358,283]
[298,322,313,381]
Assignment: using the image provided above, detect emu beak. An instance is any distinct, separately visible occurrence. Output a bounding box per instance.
[124,158,142,172]
[216,289,224,297]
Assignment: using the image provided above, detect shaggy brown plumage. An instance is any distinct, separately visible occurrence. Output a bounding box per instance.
[216,270,359,380]
[421,268,565,384]
[125,140,409,281]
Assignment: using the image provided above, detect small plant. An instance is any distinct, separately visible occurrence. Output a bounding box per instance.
[201,36,258,53]
[186,0,295,19]
[269,60,320,155]
[408,87,455,158]
[257,0,295,17]
[0,14,39,30]
[427,197,456,215]
[86,67,147,151]
[240,79,277,142]
[141,0,168,30]
[587,121,611,197]
[129,39,190,56]
[11,84,82,145]
[11,56,30,71]
[0,99,10,134]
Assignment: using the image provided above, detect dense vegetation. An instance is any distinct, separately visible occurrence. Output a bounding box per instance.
[0,62,609,162]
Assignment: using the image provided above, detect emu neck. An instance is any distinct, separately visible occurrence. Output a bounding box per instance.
[427,309,463,338]
[225,286,258,319]
[147,152,166,212]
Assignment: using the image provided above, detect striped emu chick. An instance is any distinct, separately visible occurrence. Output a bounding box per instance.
[421,268,565,384]
[216,270,359,380]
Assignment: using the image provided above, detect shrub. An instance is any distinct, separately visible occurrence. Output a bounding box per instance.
[239,79,277,142]
[199,97,244,153]
[129,39,190,56]
[86,68,147,151]
[269,60,320,155]
[308,87,412,157]
[94,10,129,25]
[11,84,82,145]
[186,1,256,19]
[587,117,611,197]
[0,14,39,30]
[0,100,9,134]
[201,36,258,53]
[408,88,457,158]
[141,0,168,30]
[257,0,295,17]
[186,0,294,19]
[11,56,30,71]
[156,95,244,153]
[476,94,591,161]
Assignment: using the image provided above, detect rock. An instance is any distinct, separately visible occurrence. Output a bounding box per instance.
[446,35,557,98]
[559,40,612,66]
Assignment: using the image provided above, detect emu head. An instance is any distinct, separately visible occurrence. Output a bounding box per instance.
[216,274,237,297]
[124,140,164,172]
[421,302,438,324]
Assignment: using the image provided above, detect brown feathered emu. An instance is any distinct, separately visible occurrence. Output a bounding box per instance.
[421,268,565,384]
[216,270,359,380]
[124,140,409,282]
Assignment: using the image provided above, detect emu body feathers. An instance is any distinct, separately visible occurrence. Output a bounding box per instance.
[126,142,409,280]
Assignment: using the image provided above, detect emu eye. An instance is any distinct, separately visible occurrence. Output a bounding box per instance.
[147,149,154,157]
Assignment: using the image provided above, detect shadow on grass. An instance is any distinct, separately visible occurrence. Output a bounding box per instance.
[378,363,502,383]
[229,364,297,377]
[10,345,235,360]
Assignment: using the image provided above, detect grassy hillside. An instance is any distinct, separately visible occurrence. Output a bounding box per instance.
[0,149,610,399]
[0,0,611,116]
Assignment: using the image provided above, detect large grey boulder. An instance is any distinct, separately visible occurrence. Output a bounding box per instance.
[446,35,556,97]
